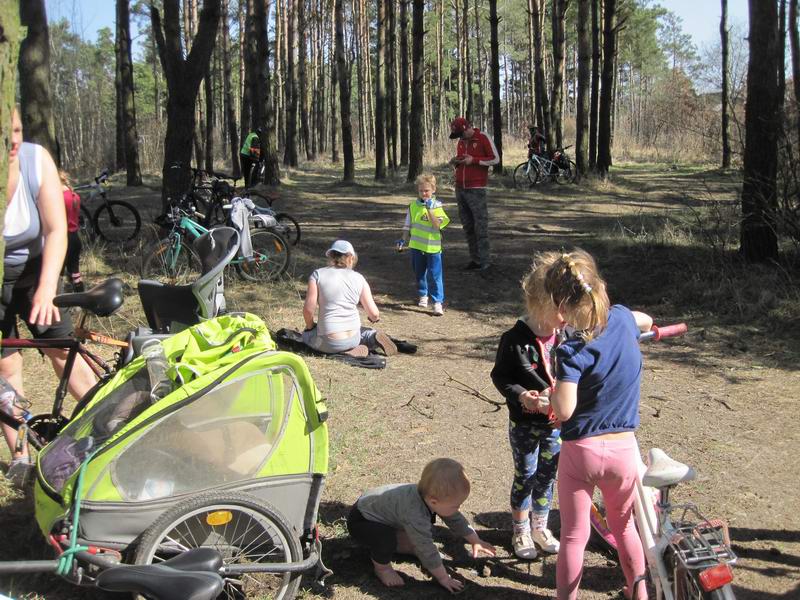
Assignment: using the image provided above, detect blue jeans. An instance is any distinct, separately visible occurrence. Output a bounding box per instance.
[410,249,444,303]
[508,419,561,514]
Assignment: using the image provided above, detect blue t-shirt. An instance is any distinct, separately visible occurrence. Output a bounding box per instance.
[556,305,642,441]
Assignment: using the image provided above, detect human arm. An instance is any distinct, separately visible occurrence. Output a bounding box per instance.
[463,134,500,167]
[490,335,550,413]
[464,530,497,558]
[550,380,578,422]
[30,147,68,326]
[359,280,381,323]
[303,278,318,330]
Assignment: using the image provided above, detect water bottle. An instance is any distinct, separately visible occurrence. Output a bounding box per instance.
[140,340,173,403]
[0,377,31,422]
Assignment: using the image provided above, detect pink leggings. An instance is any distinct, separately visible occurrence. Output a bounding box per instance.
[556,435,647,600]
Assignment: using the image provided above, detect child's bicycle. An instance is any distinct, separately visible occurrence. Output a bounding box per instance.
[589,324,738,600]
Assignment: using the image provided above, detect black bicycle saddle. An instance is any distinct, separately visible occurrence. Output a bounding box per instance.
[96,554,224,600]
[54,278,124,317]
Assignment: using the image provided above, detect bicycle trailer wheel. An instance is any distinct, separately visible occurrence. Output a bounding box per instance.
[275,213,301,246]
[237,230,291,282]
[133,491,302,600]
[94,200,141,243]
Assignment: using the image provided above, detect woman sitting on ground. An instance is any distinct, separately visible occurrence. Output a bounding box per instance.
[302,240,396,357]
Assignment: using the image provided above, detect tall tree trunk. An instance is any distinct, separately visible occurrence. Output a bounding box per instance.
[221,0,241,178]
[550,0,566,149]
[0,0,22,272]
[399,0,409,166]
[532,0,551,148]
[117,0,142,184]
[575,0,590,176]
[740,0,780,262]
[526,0,535,126]
[596,0,617,176]
[463,0,472,120]
[151,0,222,208]
[721,0,731,168]
[298,0,313,159]
[385,0,397,170]
[589,0,600,170]
[204,67,213,171]
[488,0,503,172]
[239,0,250,145]
[407,0,424,180]
[284,0,298,166]
[354,0,365,154]
[790,0,800,147]
[474,0,485,129]
[255,0,280,183]
[334,0,354,180]
[329,0,339,163]
[19,0,56,158]
[375,0,387,179]
[436,0,444,138]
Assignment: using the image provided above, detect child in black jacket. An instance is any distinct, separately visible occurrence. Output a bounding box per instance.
[491,251,563,560]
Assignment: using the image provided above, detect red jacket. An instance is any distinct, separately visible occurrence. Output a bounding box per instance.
[454,129,499,189]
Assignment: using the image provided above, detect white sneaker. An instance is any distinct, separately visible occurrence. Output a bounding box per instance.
[418,296,429,308]
[532,527,560,553]
[432,302,444,316]
[512,531,538,560]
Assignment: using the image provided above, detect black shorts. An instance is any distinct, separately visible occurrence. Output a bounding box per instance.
[1,260,74,357]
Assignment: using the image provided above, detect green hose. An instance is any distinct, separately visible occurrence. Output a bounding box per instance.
[56,450,97,577]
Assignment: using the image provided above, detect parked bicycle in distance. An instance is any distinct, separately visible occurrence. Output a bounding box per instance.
[513,145,576,188]
[73,169,141,244]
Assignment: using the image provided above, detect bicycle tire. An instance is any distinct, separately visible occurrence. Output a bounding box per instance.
[93,200,141,243]
[141,238,202,285]
[588,495,618,555]
[133,490,302,600]
[249,162,266,187]
[555,161,574,185]
[237,229,291,282]
[275,212,301,245]
[513,162,534,189]
[707,584,736,599]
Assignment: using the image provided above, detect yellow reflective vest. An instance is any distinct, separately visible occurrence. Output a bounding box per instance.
[408,200,449,253]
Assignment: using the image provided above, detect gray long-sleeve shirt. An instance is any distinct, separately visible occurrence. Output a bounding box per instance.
[356,483,475,572]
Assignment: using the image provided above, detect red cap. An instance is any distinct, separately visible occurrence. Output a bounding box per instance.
[449,117,470,139]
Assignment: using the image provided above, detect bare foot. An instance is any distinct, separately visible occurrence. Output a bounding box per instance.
[373,561,404,587]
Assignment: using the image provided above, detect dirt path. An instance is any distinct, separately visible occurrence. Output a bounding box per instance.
[1,161,798,600]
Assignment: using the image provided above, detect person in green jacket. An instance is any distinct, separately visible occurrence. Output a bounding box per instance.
[240,127,262,185]
[399,173,450,316]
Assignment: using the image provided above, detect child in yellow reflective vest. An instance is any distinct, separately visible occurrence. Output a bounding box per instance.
[399,174,449,316]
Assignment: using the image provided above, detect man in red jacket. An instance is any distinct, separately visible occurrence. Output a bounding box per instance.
[449,117,499,271]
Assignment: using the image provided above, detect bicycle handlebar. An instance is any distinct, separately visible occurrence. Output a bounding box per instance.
[638,323,687,342]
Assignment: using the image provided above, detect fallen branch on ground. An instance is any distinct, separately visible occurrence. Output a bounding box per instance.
[443,371,504,410]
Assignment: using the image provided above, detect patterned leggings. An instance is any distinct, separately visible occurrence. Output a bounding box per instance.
[508,419,561,514]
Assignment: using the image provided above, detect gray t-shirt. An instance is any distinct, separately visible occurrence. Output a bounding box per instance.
[311,266,366,335]
[356,483,474,572]
[4,142,43,270]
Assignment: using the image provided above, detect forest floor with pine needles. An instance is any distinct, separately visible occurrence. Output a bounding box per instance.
[1,157,799,599]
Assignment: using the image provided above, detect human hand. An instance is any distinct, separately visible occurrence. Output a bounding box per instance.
[304,322,316,332]
[471,538,497,558]
[436,574,464,594]
[29,286,60,327]
[462,155,473,165]
[450,156,465,166]
[519,390,541,413]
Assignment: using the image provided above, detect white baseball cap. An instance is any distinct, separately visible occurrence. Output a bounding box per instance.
[325,240,355,257]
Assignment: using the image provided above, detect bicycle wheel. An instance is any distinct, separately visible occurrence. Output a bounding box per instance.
[249,162,265,187]
[588,494,617,555]
[555,160,577,184]
[275,213,301,245]
[513,162,534,189]
[93,200,141,243]
[203,199,228,227]
[237,229,291,282]
[141,238,202,285]
[78,205,94,242]
[134,491,302,600]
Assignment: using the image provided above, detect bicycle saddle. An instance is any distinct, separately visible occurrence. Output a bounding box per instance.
[642,447,696,489]
[54,278,124,317]
[96,551,223,600]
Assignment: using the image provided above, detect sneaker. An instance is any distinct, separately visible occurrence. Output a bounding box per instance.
[532,527,560,554]
[464,261,481,271]
[512,531,538,560]
[374,331,398,356]
[5,456,34,488]
[418,296,429,308]
[432,302,444,316]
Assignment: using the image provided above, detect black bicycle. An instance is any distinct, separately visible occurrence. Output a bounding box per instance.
[74,170,141,243]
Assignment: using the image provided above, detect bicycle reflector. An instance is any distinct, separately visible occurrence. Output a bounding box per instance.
[698,563,733,591]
